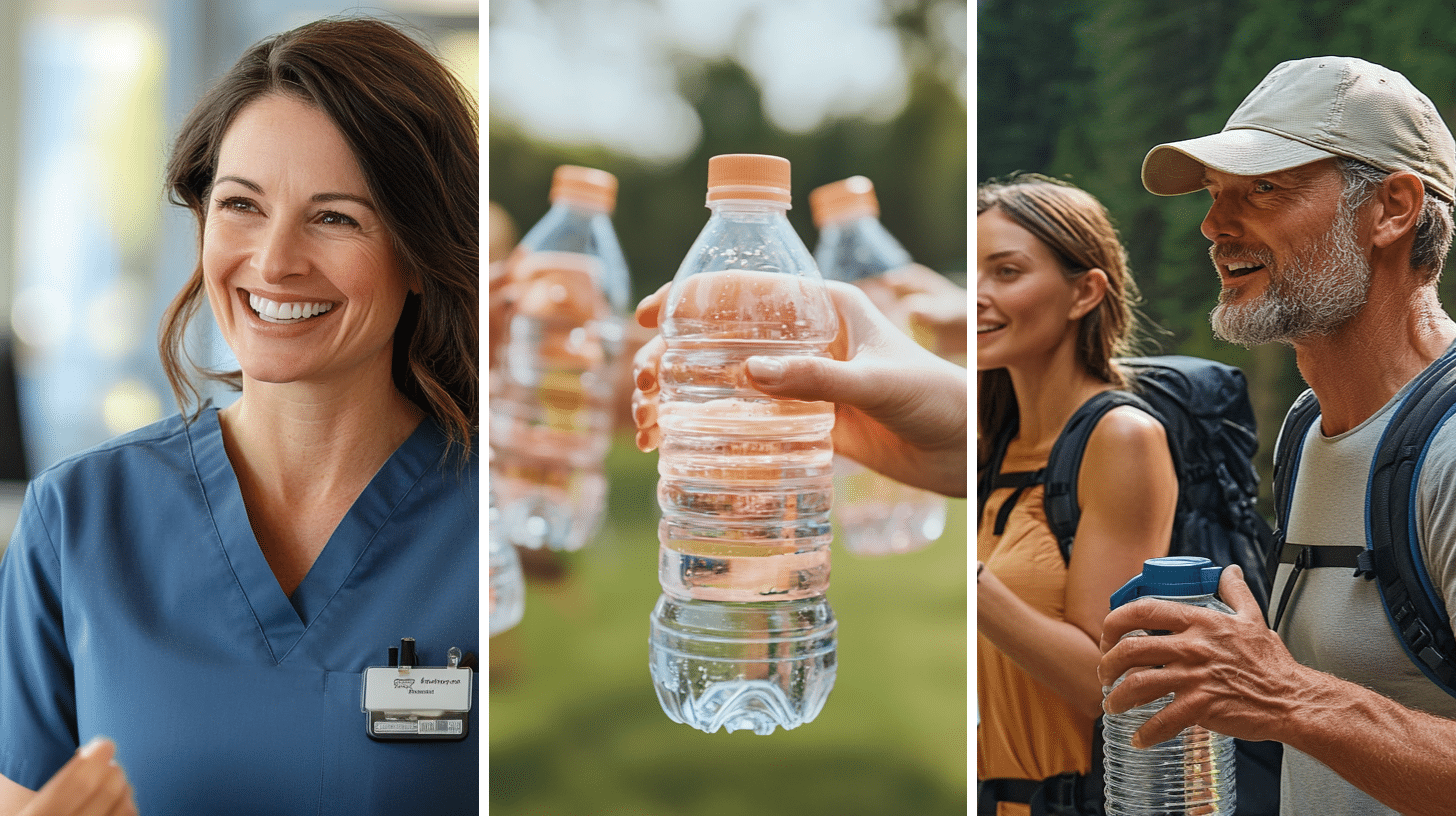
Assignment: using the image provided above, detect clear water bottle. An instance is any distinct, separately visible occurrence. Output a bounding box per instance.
[487,497,525,636]
[648,154,839,734]
[808,176,947,556]
[490,165,630,551]
[1104,557,1236,816]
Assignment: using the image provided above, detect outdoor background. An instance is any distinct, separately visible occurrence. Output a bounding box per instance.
[488,1,969,814]
[978,0,1456,509]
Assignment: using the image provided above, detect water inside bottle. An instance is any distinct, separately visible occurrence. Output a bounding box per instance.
[1103,695,1235,816]
[491,305,621,550]
[651,339,837,733]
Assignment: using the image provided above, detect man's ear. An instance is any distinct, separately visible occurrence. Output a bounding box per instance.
[1070,268,1109,321]
[1370,171,1424,250]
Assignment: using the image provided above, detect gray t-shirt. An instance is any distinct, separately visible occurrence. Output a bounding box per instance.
[1275,372,1456,815]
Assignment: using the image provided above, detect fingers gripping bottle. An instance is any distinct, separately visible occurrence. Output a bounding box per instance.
[490,166,631,551]
[648,154,839,734]
[808,176,947,556]
[1104,557,1236,816]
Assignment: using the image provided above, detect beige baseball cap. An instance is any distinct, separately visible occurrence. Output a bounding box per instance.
[1142,56,1456,203]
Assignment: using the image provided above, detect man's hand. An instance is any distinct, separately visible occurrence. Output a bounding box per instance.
[1098,565,1308,747]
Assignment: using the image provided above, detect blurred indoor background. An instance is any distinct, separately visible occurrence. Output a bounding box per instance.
[489,1,968,814]
[0,0,477,551]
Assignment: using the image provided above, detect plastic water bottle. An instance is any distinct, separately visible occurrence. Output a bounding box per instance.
[490,165,630,551]
[808,176,946,556]
[487,500,525,636]
[648,154,839,734]
[1104,557,1236,816]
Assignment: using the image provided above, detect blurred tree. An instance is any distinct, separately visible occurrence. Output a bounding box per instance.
[977,0,1456,506]
[975,0,1089,183]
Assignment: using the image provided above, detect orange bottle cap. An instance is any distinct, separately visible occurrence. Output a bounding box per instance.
[809,176,879,228]
[549,165,618,213]
[706,154,792,206]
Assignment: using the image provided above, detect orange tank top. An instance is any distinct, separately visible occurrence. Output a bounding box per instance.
[978,446,1095,816]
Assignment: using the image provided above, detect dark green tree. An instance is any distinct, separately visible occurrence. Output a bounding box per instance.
[976,0,1456,501]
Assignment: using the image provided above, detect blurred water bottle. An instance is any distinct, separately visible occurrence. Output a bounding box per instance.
[649,154,839,734]
[1104,557,1236,816]
[487,500,525,636]
[491,165,630,551]
[808,176,946,556]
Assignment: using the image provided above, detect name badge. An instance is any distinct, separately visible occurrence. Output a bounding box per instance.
[362,640,472,742]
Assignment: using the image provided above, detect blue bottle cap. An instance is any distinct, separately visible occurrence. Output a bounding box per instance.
[1109,556,1223,610]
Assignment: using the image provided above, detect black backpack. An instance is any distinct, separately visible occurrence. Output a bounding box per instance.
[1270,344,1456,697]
[978,355,1282,816]
[980,356,1278,608]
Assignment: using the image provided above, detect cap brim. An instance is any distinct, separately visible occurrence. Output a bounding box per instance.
[1142,128,1340,195]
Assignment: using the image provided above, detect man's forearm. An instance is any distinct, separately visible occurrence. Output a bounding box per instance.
[1280,668,1456,816]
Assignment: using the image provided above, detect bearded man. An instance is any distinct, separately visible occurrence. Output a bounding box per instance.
[1098,56,1456,815]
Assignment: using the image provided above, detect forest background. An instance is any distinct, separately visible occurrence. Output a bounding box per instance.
[978,0,1456,506]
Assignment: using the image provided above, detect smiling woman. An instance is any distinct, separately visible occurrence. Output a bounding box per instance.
[0,16,479,816]
[976,174,1177,815]
[200,95,415,403]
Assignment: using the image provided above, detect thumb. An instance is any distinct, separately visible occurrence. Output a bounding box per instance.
[745,355,858,405]
[634,282,670,329]
[77,736,116,763]
[1219,564,1263,620]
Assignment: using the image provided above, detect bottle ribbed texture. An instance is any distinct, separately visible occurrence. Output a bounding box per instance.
[1104,593,1236,816]
[649,155,838,734]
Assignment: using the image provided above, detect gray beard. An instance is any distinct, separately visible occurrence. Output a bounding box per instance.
[1209,204,1373,347]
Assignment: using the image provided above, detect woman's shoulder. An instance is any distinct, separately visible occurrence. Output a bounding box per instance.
[29,410,209,487]
[1081,400,1171,473]
[1086,398,1165,441]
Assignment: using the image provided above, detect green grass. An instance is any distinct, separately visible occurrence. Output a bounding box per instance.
[488,434,968,815]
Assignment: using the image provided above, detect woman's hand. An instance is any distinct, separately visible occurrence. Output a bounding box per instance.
[632,277,967,497]
[12,738,137,816]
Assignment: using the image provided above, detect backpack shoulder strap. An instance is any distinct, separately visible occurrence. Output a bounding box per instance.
[1043,389,1154,564]
[1271,390,1322,547]
[1366,344,1456,697]
[978,414,1019,533]
[1268,389,1323,631]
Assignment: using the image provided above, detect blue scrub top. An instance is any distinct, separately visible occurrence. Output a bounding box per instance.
[0,408,479,814]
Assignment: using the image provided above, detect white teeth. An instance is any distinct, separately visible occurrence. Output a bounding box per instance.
[977,323,1005,334]
[1225,261,1259,271]
[248,293,334,324]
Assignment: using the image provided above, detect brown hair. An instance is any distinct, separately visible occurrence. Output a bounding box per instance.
[161,16,479,460]
[976,174,1143,466]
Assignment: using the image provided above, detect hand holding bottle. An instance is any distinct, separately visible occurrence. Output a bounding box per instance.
[1099,564,1303,748]
[490,165,629,552]
[859,263,968,358]
[633,277,967,498]
[15,738,137,816]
